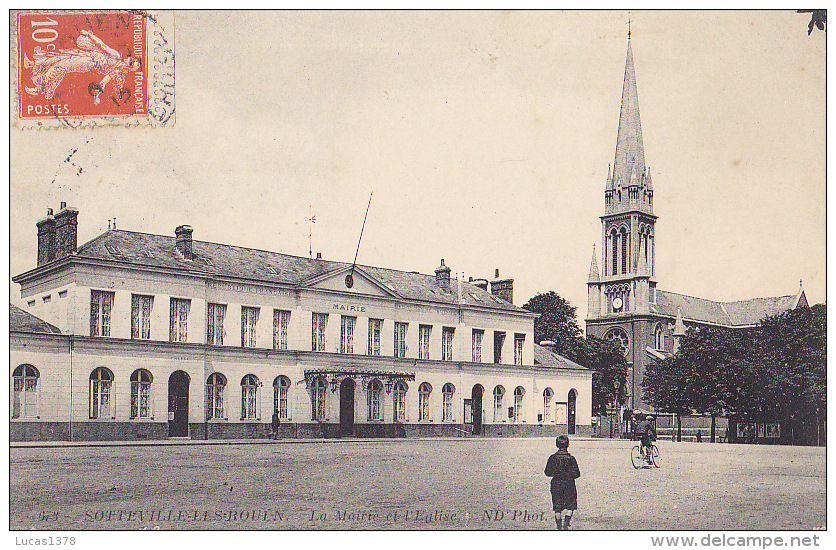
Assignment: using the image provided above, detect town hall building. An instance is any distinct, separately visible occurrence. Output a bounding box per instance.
[11,204,591,441]
[585,34,808,411]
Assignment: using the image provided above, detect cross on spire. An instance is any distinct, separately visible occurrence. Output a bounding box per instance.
[628,18,631,39]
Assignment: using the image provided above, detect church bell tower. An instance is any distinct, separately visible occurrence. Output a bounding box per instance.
[586,32,657,409]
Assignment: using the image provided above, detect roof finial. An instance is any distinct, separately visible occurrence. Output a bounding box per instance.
[628,18,631,39]
[799,278,803,289]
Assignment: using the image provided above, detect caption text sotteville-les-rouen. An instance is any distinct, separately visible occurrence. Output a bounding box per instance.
[48,508,548,525]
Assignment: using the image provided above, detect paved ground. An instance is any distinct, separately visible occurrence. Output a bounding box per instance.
[9,438,826,530]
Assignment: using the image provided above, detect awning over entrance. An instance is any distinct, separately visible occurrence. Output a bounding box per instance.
[304,368,415,392]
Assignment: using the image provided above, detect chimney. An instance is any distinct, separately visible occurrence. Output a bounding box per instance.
[472,278,489,291]
[490,268,514,304]
[36,208,56,266]
[175,225,194,260]
[316,252,322,260]
[435,259,451,291]
[53,203,78,260]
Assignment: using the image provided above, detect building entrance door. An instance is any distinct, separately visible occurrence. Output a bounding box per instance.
[339,379,355,436]
[471,384,484,435]
[168,370,190,437]
[567,389,577,435]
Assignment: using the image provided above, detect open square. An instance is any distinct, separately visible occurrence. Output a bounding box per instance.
[10,438,826,530]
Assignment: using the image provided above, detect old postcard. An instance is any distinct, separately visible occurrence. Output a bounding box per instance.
[7,9,826,544]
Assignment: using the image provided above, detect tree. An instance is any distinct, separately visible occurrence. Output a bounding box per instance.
[572,336,628,416]
[642,352,694,441]
[642,303,826,445]
[522,291,581,353]
[523,291,627,416]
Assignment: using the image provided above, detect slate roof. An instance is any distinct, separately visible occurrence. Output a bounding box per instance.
[533,344,589,372]
[61,230,528,314]
[651,290,801,327]
[9,304,61,334]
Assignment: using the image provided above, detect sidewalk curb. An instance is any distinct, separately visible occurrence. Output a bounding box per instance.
[11,435,605,449]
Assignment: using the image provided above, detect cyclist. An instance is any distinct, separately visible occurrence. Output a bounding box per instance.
[634,413,657,461]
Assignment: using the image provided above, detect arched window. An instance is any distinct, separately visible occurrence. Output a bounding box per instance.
[620,227,628,274]
[273,376,291,420]
[493,385,505,422]
[311,377,326,421]
[513,386,525,422]
[206,373,227,420]
[12,364,39,419]
[130,369,153,419]
[241,374,259,420]
[442,383,455,422]
[543,388,553,422]
[393,381,408,422]
[89,367,114,419]
[367,379,383,421]
[418,382,432,421]
[610,229,618,276]
[654,323,665,351]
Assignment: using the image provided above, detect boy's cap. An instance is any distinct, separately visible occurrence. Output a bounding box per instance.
[556,435,570,448]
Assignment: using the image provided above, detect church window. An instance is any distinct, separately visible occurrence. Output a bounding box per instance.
[605,328,630,357]
[611,230,618,275]
[620,228,628,274]
[654,323,665,351]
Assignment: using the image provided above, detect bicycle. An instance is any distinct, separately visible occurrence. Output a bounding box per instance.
[631,442,660,468]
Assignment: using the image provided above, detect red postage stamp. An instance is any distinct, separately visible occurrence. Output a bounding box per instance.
[15,11,158,123]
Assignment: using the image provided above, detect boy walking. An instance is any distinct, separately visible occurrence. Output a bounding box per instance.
[544,435,581,530]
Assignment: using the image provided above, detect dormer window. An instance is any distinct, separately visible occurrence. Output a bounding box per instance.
[104,243,123,257]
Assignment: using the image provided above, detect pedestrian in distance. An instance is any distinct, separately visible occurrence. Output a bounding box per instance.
[271,408,280,439]
[545,435,581,530]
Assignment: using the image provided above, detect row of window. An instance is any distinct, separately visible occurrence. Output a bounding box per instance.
[90,291,527,364]
[12,365,567,424]
[603,226,655,278]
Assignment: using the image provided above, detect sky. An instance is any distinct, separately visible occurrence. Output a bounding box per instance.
[8,10,826,326]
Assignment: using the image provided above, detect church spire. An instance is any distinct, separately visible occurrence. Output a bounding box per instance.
[609,35,650,213]
[588,245,600,283]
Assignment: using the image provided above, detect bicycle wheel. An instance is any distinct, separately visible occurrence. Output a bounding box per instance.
[630,445,643,469]
[650,445,660,468]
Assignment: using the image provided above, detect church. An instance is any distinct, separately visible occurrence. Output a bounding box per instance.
[10,204,592,441]
[585,34,808,413]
